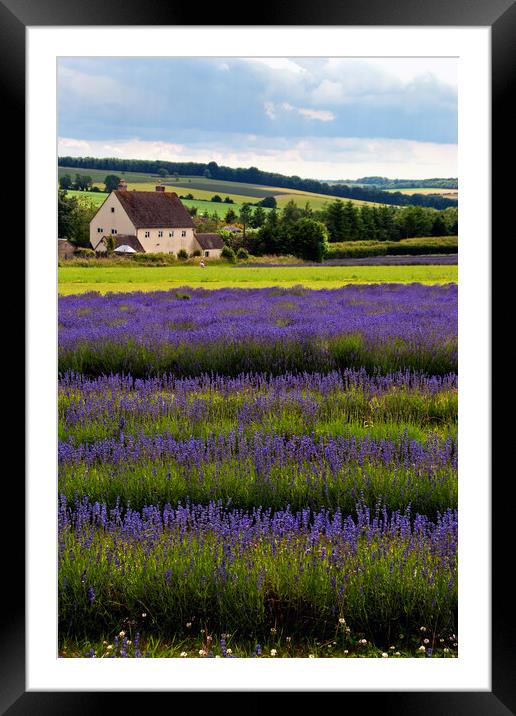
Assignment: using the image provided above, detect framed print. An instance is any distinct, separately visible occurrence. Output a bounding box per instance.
[3,0,510,711]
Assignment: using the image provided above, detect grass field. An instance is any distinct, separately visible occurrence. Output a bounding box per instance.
[58,264,457,294]
[385,188,458,198]
[59,166,386,209]
[66,189,109,207]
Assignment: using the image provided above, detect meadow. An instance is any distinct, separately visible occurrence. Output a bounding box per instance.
[58,264,457,295]
[59,283,458,658]
[59,166,384,210]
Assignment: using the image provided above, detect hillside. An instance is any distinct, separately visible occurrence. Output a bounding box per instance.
[58,158,458,210]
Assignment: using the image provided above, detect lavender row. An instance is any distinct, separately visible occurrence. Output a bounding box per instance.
[58,285,457,376]
[58,431,457,515]
[59,430,457,469]
[59,497,457,642]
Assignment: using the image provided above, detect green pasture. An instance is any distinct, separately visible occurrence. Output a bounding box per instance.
[385,187,458,197]
[58,264,457,295]
[59,166,386,209]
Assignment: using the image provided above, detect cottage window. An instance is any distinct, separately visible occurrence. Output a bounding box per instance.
[97,227,103,233]
[181,230,187,237]
[158,231,163,238]
[169,231,174,237]
[204,250,210,257]
[111,229,117,234]
[111,207,115,213]
[144,231,150,238]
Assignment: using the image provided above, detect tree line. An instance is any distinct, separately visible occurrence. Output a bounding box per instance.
[58,157,458,210]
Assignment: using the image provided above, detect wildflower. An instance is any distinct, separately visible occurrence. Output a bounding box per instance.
[186,622,192,628]
[444,648,450,653]
[360,639,368,645]
[423,638,430,644]
[87,586,95,604]
[106,645,113,651]
[382,653,388,658]
[309,654,315,658]
[226,648,232,655]
[270,627,277,634]
[286,636,291,643]
[389,646,395,650]
[126,640,131,646]
[270,649,277,657]
[345,627,351,634]
[395,652,401,656]
[199,649,207,657]
[180,652,188,657]
[344,650,349,655]
[420,626,427,632]
[141,613,147,618]
[418,646,426,652]
[339,617,346,625]
[119,631,126,638]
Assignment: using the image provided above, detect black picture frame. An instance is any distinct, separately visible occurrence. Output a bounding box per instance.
[5,0,509,711]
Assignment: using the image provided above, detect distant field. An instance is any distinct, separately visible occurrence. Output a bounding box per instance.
[385,187,458,198]
[59,166,387,209]
[63,189,266,219]
[66,190,108,207]
[58,264,457,294]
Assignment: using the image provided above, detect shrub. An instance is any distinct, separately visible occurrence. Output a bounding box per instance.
[221,246,237,263]
[177,249,189,260]
[191,249,202,257]
[236,247,249,260]
[74,248,95,258]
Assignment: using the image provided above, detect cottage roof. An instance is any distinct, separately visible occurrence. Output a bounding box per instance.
[114,190,196,229]
[195,233,225,250]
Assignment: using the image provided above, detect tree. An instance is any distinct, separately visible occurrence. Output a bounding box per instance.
[223,196,234,204]
[157,168,169,178]
[239,204,253,237]
[281,199,304,225]
[57,190,96,246]
[289,218,329,262]
[224,208,237,224]
[250,206,266,228]
[257,196,277,208]
[398,206,433,238]
[324,200,347,242]
[203,169,212,179]
[343,201,362,241]
[58,189,76,238]
[105,234,116,254]
[211,195,222,203]
[59,174,72,190]
[104,175,121,193]
[431,214,447,236]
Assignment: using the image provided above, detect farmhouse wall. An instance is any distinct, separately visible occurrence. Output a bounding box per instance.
[90,193,137,250]
[137,227,198,255]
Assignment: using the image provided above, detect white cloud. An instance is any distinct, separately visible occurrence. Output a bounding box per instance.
[247,58,306,74]
[298,108,335,122]
[59,137,91,150]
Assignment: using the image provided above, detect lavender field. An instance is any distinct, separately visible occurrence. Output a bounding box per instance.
[58,284,458,658]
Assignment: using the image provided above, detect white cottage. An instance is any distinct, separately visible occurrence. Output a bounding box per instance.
[90,182,224,257]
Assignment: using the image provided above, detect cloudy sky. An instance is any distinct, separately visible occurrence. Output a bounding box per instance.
[58,57,457,181]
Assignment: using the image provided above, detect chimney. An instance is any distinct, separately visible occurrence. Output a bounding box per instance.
[118,179,128,191]
[155,184,165,192]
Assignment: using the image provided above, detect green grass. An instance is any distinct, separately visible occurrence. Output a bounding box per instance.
[65,189,108,207]
[59,166,386,209]
[58,264,457,294]
[60,630,458,659]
